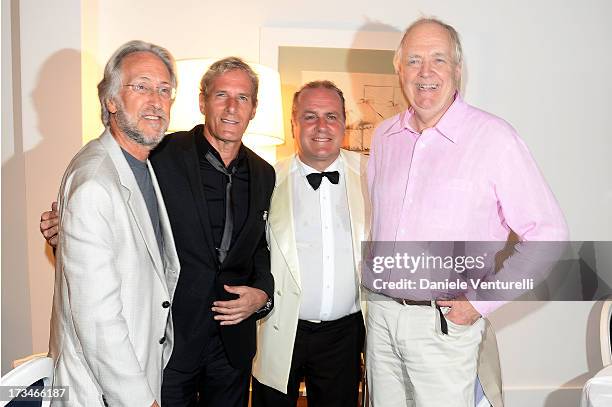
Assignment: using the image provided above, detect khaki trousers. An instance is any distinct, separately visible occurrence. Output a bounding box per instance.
[366,292,485,407]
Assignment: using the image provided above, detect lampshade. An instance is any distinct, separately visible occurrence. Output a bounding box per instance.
[168,58,285,148]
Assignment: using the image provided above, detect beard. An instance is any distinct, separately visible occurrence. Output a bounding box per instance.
[114,103,168,149]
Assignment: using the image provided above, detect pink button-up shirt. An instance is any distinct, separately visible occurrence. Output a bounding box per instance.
[367,93,568,316]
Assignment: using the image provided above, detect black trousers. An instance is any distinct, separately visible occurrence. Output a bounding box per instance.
[252,311,365,407]
[162,331,250,407]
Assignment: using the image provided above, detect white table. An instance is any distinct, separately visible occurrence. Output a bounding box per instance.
[582,364,612,407]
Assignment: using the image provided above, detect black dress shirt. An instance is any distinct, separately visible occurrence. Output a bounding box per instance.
[195,131,250,255]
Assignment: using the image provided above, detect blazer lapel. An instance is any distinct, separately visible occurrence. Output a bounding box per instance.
[99,131,165,279]
[180,134,218,263]
[268,156,301,288]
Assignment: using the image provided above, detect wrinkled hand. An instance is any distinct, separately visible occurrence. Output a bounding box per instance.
[40,201,59,247]
[436,295,481,326]
[212,285,268,326]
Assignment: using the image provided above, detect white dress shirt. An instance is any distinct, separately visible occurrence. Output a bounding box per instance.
[292,155,360,321]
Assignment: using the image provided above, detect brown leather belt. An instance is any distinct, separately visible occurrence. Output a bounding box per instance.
[392,298,431,306]
[391,298,448,335]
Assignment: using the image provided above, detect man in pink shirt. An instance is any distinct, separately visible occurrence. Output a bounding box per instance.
[365,18,568,407]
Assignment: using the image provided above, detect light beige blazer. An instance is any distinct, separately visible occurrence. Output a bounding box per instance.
[252,150,369,393]
[48,130,180,406]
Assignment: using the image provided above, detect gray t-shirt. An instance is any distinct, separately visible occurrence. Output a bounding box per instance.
[121,149,163,254]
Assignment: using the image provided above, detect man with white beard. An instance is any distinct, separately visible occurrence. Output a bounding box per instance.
[47,40,180,406]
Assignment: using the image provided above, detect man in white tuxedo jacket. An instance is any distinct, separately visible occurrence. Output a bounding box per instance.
[251,81,368,406]
[48,41,180,406]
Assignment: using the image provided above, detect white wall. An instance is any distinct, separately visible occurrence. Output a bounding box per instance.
[1,0,83,373]
[2,0,33,373]
[3,1,611,405]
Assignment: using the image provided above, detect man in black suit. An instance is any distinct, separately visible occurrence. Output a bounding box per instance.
[40,57,275,407]
[152,56,274,407]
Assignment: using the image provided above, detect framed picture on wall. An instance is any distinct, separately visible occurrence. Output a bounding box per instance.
[259,27,406,157]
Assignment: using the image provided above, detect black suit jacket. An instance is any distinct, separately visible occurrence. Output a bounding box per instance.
[150,124,275,370]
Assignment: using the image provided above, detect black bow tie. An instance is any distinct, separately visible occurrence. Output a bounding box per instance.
[306,171,340,190]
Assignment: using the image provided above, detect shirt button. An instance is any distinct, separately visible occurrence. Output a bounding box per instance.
[159,337,166,344]
[162,301,171,308]
[276,290,282,296]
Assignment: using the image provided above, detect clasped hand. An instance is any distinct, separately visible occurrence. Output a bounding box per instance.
[212,285,268,325]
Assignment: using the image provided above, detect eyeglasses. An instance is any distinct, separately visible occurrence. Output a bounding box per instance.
[123,82,176,100]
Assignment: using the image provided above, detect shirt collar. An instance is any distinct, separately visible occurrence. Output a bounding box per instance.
[196,129,247,169]
[433,92,469,143]
[293,154,344,178]
[121,147,147,168]
[385,92,468,143]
